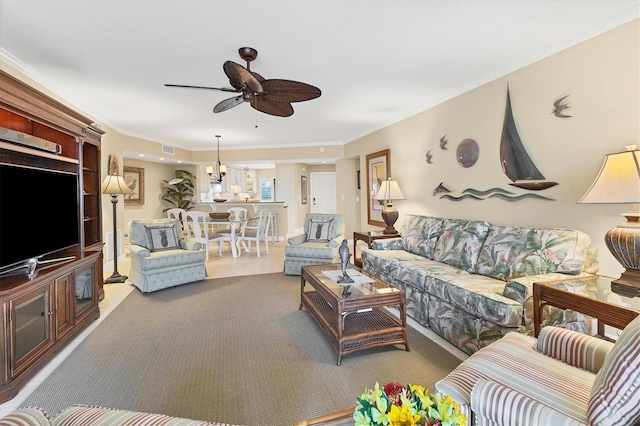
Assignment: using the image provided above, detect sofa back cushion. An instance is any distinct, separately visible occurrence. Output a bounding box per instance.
[401,215,444,260]
[476,225,592,280]
[588,314,640,426]
[433,219,490,273]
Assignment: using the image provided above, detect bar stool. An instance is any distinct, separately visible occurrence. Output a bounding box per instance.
[265,209,278,242]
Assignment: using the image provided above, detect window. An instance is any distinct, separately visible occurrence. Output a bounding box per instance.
[259,178,274,201]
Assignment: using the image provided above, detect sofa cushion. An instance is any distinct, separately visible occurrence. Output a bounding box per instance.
[400,215,443,259]
[476,225,591,280]
[136,248,206,271]
[588,315,640,426]
[306,218,333,242]
[433,219,489,273]
[144,224,181,252]
[426,272,522,328]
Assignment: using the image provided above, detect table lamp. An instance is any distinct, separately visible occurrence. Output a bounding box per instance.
[578,145,640,297]
[374,178,406,234]
[102,174,134,284]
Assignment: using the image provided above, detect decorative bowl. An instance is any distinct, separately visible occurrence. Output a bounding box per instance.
[209,212,231,219]
[213,198,227,203]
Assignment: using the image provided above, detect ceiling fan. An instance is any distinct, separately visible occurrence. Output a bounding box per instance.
[165,47,321,117]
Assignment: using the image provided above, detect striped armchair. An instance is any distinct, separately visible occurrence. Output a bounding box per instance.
[436,314,640,425]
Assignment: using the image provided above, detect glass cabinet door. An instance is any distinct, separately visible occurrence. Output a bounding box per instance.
[75,265,94,316]
[11,285,52,375]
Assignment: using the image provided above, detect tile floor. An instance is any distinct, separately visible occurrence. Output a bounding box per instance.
[0,240,467,417]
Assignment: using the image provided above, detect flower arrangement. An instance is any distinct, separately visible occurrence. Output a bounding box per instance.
[354,382,467,426]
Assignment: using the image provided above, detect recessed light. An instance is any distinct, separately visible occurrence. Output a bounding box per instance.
[138,154,145,157]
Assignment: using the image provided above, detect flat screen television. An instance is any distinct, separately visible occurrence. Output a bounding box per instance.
[0,163,80,274]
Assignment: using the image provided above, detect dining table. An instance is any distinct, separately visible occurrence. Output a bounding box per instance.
[205,215,255,258]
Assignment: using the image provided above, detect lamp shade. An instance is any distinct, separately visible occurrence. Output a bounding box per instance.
[219,164,227,175]
[578,148,640,204]
[101,175,134,195]
[374,179,406,201]
[205,166,214,175]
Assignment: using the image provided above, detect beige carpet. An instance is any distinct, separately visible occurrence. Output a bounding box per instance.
[23,273,461,426]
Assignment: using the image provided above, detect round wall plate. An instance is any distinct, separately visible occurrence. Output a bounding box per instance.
[456,139,479,168]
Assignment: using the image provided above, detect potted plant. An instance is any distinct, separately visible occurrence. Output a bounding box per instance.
[161,169,196,212]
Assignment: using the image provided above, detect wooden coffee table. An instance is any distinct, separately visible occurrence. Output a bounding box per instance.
[300,264,409,365]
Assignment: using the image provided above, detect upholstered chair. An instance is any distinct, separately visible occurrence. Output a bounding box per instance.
[128,218,206,293]
[436,314,640,425]
[283,213,345,275]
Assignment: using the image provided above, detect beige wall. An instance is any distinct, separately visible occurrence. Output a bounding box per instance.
[343,19,639,280]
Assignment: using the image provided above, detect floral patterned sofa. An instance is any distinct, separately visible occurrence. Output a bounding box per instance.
[361,215,599,355]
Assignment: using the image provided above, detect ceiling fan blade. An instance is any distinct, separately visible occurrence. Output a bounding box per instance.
[251,71,266,82]
[223,61,263,94]
[250,98,294,117]
[213,96,244,113]
[260,79,322,103]
[164,84,238,93]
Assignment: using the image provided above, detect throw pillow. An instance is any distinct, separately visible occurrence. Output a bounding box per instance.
[306,219,333,242]
[144,225,180,252]
[588,315,640,425]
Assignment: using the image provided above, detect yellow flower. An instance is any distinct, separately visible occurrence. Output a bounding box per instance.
[388,404,420,426]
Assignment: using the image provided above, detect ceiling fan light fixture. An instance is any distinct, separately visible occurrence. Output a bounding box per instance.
[165,47,321,118]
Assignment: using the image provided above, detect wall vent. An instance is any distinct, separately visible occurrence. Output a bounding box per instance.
[162,145,175,155]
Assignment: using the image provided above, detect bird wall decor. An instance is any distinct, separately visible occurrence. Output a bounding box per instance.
[426,149,434,164]
[440,135,449,149]
[552,94,572,118]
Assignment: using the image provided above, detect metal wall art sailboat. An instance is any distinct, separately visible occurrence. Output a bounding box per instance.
[500,86,558,190]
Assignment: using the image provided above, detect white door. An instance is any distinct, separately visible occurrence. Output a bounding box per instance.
[310,172,336,213]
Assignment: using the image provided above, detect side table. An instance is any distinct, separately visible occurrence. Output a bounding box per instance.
[353,230,399,268]
[533,277,639,339]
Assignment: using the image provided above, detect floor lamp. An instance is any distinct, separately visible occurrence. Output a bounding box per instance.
[102,174,134,284]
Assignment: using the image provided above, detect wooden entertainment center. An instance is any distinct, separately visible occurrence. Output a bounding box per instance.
[0,70,103,402]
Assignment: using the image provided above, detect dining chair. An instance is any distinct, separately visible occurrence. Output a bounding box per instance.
[166,208,187,237]
[184,211,223,261]
[215,207,248,255]
[237,209,272,258]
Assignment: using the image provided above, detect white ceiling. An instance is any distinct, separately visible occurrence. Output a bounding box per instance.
[1,1,638,158]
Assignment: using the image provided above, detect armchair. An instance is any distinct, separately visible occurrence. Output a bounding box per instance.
[128,218,207,293]
[284,213,345,275]
[436,314,640,425]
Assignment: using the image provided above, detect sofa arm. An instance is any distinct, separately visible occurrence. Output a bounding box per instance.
[505,273,600,334]
[536,326,613,373]
[371,237,402,250]
[129,244,151,258]
[180,240,202,251]
[504,272,598,304]
[1,406,53,425]
[287,234,307,246]
[471,379,584,426]
[327,234,345,248]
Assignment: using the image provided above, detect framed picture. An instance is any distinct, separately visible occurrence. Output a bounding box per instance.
[366,149,390,226]
[108,155,119,175]
[123,166,144,205]
[301,175,308,204]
